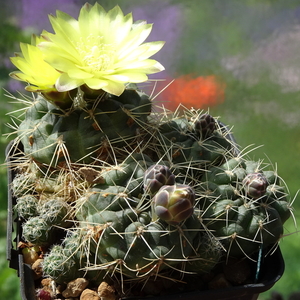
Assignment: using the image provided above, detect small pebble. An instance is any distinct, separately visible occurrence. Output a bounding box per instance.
[32,258,44,279]
[62,278,89,298]
[80,289,100,300]
[98,281,116,300]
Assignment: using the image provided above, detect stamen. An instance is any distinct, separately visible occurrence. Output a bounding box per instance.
[76,34,116,72]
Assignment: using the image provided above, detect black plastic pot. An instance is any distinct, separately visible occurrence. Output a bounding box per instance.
[6,136,284,300]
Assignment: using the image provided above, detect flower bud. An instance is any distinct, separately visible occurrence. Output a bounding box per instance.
[194,114,216,138]
[153,184,195,226]
[144,165,175,195]
[243,172,268,199]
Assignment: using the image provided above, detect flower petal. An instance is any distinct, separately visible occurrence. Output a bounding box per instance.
[67,68,94,79]
[119,41,165,61]
[117,24,153,58]
[10,3,165,96]
[9,42,61,92]
[102,81,126,96]
[56,73,82,92]
[103,72,148,83]
[83,77,108,90]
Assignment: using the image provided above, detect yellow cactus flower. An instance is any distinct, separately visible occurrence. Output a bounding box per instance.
[39,3,165,96]
[9,35,61,93]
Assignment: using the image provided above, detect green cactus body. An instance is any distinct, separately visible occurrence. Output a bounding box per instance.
[185,234,222,274]
[15,195,39,220]
[11,172,37,197]
[77,185,135,216]
[75,164,219,280]
[21,197,72,247]
[59,229,106,284]
[42,244,83,284]
[204,157,245,184]
[22,217,53,247]
[18,90,151,166]
[264,199,291,224]
[38,198,71,226]
[198,158,291,258]
[156,117,234,172]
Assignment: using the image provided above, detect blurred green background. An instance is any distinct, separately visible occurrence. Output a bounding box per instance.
[1,1,299,299]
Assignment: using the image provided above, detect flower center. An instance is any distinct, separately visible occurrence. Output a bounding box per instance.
[76,34,116,73]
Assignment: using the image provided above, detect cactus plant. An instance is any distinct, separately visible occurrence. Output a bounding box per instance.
[199,157,291,259]
[5,2,293,299]
[14,195,39,220]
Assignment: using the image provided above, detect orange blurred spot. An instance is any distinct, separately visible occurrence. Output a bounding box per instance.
[161,75,225,111]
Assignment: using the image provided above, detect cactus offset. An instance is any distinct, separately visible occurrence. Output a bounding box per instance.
[199,157,291,258]
[42,244,83,284]
[15,195,39,220]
